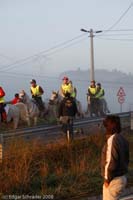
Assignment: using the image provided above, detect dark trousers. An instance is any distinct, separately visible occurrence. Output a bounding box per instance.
[0,103,5,113]
[0,103,6,122]
[62,117,74,141]
[32,96,44,111]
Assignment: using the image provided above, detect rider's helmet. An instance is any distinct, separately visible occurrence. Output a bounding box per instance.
[30,79,36,84]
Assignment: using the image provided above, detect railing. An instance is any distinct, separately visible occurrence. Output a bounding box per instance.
[0,111,131,162]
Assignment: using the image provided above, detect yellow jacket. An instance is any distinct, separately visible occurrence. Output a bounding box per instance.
[31,85,42,96]
[61,83,73,96]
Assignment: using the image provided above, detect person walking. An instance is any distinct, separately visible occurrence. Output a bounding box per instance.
[101,115,129,200]
[30,79,44,111]
[58,92,78,142]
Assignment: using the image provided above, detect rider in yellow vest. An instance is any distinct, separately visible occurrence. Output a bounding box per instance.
[95,83,104,99]
[0,86,7,122]
[30,79,44,111]
[59,77,73,98]
[88,80,97,97]
[95,83,106,116]
[88,80,98,117]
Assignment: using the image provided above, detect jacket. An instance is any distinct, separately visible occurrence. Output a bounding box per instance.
[101,133,129,183]
[58,97,78,117]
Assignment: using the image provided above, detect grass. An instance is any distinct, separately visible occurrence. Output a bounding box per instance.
[0,130,133,200]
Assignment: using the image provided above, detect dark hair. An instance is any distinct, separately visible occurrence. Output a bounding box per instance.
[103,115,121,133]
[15,93,19,98]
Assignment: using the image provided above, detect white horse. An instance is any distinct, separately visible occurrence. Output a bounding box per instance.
[0,103,30,129]
[19,90,40,126]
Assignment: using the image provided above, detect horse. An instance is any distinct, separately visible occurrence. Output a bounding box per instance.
[86,94,110,117]
[0,102,30,129]
[19,90,40,126]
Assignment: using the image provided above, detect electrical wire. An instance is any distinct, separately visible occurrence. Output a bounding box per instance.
[104,3,133,32]
[0,33,87,72]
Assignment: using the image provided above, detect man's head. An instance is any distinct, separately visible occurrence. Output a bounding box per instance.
[97,83,101,88]
[30,79,36,87]
[90,80,96,87]
[15,93,19,98]
[103,115,121,135]
[62,76,69,84]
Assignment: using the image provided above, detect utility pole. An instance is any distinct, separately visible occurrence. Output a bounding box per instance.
[80,28,102,81]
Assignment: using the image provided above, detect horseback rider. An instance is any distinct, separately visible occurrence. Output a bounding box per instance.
[30,79,44,111]
[11,93,20,104]
[95,83,105,116]
[96,83,110,114]
[58,92,78,141]
[0,86,7,122]
[59,76,73,98]
[88,80,98,116]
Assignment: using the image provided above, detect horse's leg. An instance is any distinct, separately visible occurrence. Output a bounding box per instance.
[34,116,38,126]
[26,117,30,126]
[13,117,19,129]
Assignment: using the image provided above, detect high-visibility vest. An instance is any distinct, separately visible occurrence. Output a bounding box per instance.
[71,87,77,98]
[31,85,42,96]
[88,86,97,95]
[0,96,5,103]
[61,83,72,94]
[95,88,104,99]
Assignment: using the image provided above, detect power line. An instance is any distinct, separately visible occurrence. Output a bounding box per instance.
[0,33,87,72]
[104,3,133,32]
[96,37,133,41]
[101,29,133,32]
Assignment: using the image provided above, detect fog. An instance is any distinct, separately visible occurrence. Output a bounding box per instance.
[1,69,133,113]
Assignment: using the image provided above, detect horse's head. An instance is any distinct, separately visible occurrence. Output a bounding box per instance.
[49,91,59,105]
[19,90,29,104]
[50,91,58,101]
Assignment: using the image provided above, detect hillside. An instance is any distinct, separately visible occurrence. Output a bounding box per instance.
[59,68,133,84]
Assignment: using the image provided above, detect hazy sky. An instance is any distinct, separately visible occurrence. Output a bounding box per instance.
[0,0,133,77]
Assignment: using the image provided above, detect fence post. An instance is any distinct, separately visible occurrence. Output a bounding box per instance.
[131,111,133,131]
[0,134,3,163]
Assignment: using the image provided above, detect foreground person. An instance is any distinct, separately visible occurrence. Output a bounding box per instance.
[101,115,129,200]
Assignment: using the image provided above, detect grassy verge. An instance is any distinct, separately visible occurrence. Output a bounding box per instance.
[0,132,133,199]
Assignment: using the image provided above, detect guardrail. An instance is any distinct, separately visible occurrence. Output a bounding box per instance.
[0,111,131,162]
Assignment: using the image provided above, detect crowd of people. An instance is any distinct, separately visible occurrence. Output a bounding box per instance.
[0,76,108,123]
[0,78,130,199]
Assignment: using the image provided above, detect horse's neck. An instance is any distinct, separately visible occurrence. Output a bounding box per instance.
[25,95,33,108]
